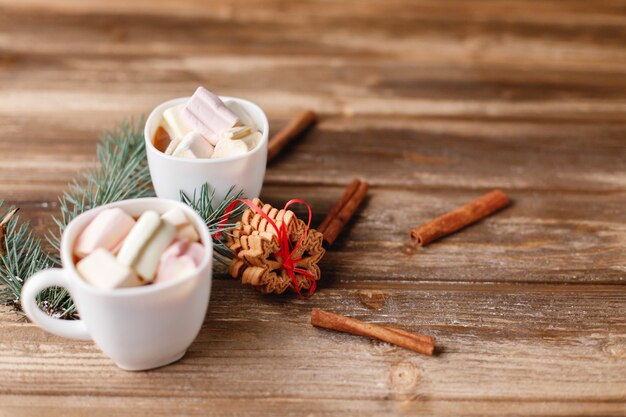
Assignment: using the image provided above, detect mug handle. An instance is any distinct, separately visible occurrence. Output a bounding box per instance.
[21,268,91,340]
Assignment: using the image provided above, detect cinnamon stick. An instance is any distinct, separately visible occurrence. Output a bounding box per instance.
[317,179,361,234]
[311,308,435,356]
[267,110,317,161]
[410,189,510,246]
[383,325,435,346]
[322,181,369,246]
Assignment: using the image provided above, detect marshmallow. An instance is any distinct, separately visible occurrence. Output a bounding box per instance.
[156,241,205,283]
[133,220,176,282]
[161,103,191,144]
[156,255,196,284]
[178,224,200,242]
[172,131,214,159]
[161,208,200,242]
[160,240,188,260]
[162,241,205,266]
[185,241,205,266]
[74,208,135,258]
[117,210,161,267]
[212,137,248,159]
[161,207,188,227]
[220,126,254,140]
[181,87,238,145]
[212,131,261,159]
[224,100,256,130]
[172,148,195,158]
[74,207,205,289]
[243,131,261,149]
[164,138,181,156]
[77,248,141,290]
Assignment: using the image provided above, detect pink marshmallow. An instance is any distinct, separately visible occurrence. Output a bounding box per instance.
[186,242,205,266]
[161,240,189,259]
[155,241,206,284]
[156,255,196,284]
[181,87,238,145]
[74,208,135,258]
[160,241,205,267]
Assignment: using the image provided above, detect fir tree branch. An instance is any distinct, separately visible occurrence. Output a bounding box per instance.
[180,184,245,267]
[0,202,70,317]
[47,118,154,263]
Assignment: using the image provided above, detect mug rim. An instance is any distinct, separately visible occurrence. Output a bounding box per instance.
[61,197,213,297]
[144,95,269,165]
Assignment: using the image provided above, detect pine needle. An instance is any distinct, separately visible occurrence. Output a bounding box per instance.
[0,202,68,317]
[180,184,245,268]
[47,118,154,262]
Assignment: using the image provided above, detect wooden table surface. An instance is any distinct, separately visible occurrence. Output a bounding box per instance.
[0,1,625,415]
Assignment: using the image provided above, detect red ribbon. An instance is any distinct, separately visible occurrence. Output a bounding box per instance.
[215,199,316,297]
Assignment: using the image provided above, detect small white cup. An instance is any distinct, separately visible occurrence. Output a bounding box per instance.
[144,96,269,202]
[21,198,213,371]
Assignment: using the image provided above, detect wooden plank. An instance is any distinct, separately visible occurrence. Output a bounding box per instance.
[2,61,626,121]
[1,0,626,73]
[1,116,625,203]
[6,0,626,22]
[0,281,624,416]
[1,396,625,417]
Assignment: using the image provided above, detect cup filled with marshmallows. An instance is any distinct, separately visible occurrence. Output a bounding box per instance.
[145,87,269,202]
[20,198,213,370]
[74,205,204,289]
[153,86,261,160]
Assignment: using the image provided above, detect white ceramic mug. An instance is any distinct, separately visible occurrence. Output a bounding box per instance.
[145,96,269,203]
[21,198,213,371]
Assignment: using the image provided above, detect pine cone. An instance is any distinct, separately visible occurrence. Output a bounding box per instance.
[227,198,325,295]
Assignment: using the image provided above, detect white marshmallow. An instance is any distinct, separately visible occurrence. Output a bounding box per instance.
[211,131,261,159]
[133,220,176,282]
[77,249,141,290]
[172,131,214,159]
[74,208,135,258]
[161,208,200,242]
[173,148,196,159]
[243,131,261,150]
[164,138,182,156]
[181,87,238,145]
[161,208,189,227]
[117,210,161,267]
[224,100,256,130]
[212,137,248,159]
[161,104,191,142]
[220,126,253,140]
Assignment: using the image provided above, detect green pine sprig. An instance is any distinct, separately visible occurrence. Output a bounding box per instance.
[0,118,243,319]
[0,203,74,318]
[47,118,155,263]
[180,184,245,266]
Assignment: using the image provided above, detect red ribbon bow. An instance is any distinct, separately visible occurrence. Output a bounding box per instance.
[216,199,316,297]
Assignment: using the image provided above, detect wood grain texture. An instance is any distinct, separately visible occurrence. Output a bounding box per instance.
[0,281,625,416]
[0,0,625,415]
